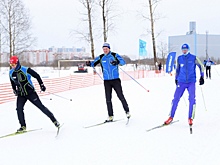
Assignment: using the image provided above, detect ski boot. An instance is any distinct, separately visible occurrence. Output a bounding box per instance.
[126,112,131,119]
[54,121,61,128]
[164,117,173,125]
[105,116,114,123]
[17,126,26,133]
[188,119,193,126]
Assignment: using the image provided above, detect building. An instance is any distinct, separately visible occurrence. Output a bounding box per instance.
[0,46,89,65]
[168,22,220,60]
[48,46,86,53]
[18,46,90,65]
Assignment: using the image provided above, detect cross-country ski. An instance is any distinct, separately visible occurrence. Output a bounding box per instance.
[56,123,64,137]
[190,125,193,134]
[84,119,124,128]
[146,120,179,132]
[0,128,42,139]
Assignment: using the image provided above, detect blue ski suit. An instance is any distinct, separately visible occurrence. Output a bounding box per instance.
[169,53,204,119]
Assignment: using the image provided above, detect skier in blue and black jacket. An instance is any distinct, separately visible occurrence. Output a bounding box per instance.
[9,56,60,133]
[204,58,215,79]
[86,43,130,122]
[164,44,204,126]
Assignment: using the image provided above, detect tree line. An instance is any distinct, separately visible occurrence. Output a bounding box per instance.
[0,0,163,69]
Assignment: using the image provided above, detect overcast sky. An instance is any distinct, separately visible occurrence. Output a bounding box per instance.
[22,0,220,59]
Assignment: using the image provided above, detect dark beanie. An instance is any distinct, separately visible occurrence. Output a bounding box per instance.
[102,42,110,49]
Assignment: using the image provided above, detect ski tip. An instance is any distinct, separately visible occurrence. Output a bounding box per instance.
[126,119,130,125]
[55,124,64,138]
[190,125,193,134]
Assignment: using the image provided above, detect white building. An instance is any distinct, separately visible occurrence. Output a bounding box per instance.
[0,46,90,65]
[18,47,90,65]
[168,22,220,60]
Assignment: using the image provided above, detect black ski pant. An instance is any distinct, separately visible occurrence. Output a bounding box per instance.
[16,92,57,127]
[206,66,211,78]
[104,78,129,116]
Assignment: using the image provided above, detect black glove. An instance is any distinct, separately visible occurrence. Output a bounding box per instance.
[13,90,18,96]
[110,60,119,66]
[199,76,204,85]
[175,80,178,86]
[86,61,91,66]
[40,84,46,92]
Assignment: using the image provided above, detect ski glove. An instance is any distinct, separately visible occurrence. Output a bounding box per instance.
[40,84,46,92]
[175,80,178,86]
[13,90,18,96]
[86,61,91,66]
[110,60,119,66]
[199,76,204,85]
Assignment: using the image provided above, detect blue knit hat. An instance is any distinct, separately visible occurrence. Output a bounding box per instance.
[181,44,189,50]
[102,42,110,49]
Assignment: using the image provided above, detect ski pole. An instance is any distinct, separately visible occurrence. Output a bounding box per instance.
[41,97,53,101]
[47,92,73,101]
[93,67,103,80]
[119,67,150,92]
[200,86,207,111]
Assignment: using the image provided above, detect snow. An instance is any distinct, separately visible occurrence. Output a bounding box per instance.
[0,65,220,165]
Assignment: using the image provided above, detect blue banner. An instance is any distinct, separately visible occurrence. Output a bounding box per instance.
[139,39,147,56]
[166,52,176,73]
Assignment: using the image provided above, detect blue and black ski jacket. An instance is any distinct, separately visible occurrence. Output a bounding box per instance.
[9,66,43,96]
[91,51,126,80]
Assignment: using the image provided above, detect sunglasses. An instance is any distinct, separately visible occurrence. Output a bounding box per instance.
[10,63,17,67]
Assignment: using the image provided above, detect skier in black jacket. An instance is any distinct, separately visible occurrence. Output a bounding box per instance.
[9,56,60,133]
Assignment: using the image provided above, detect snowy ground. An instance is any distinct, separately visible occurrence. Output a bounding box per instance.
[0,65,220,165]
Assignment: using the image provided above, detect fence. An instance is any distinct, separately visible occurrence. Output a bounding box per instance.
[0,70,164,104]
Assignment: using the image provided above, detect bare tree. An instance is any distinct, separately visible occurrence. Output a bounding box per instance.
[140,0,162,70]
[98,0,119,42]
[0,0,35,57]
[148,0,161,70]
[157,41,168,69]
[74,0,95,59]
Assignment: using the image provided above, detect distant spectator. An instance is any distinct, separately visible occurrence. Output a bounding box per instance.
[158,62,162,71]
[204,58,215,79]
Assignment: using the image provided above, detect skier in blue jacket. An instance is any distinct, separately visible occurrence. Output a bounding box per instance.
[204,58,215,79]
[86,43,130,122]
[9,56,60,133]
[164,44,204,126]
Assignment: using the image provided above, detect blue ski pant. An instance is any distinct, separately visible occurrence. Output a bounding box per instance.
[170,82,196,119]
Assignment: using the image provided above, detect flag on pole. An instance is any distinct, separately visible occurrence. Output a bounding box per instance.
[139,39,147,56]
[166,52,176,73]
